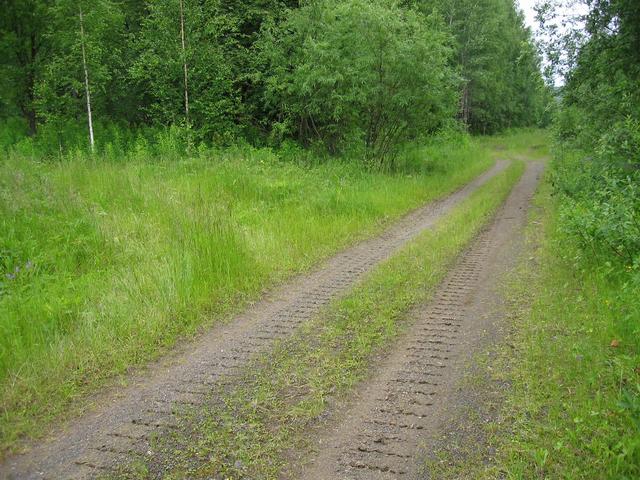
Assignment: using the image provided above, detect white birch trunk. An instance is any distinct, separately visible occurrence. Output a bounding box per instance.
[79,6,95,152]
[179,0,190,123]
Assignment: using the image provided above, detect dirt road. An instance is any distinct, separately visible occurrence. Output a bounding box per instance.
[0,163,509,480]
[297,161,543,479]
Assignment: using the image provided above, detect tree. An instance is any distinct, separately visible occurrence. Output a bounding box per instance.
[78,5,94,150]
[539,0,640,155]
[412,0,549,133]
[0,0,53,134]
[130,0,239,141]
[0,0,550,150]
[36,0,126,144]
[179,0,189,124]
[260,0,457,165]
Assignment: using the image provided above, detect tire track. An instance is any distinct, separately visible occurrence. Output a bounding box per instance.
[300,161,543,480]
[0,162,507,480]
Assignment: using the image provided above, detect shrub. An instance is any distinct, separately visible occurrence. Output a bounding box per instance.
[260,0,457,168]
[552,151,640,269]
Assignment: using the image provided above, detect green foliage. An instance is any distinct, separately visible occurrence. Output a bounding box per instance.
[130,0,239,141]
[36,0,126,125]
[413,0,551,133]
[544,0,640,280]
[0,0,52,133]
[541,0,640,151]
[0,0,546,155]
[552,149,640,271]
[260,0,457,165]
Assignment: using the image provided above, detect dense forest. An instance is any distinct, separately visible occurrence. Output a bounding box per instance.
[540,0,640,266]
[1,0,549,163]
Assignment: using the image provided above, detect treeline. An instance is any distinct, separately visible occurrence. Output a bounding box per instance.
[543,0,640,266]
[1,0,549,162]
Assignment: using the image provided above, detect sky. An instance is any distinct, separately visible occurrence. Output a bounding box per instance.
[518,0,540,32]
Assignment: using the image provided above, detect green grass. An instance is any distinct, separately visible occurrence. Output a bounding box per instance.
[480,128,551,160]
[0,138,493,454]
[124,160,526,479]
[484,178,640,479]
[422,169,640,479]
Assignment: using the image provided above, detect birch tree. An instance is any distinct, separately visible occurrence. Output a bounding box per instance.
[36,0,125,147]
[78,6,94,151]
[130,0,239,140]
[179,0,189,124]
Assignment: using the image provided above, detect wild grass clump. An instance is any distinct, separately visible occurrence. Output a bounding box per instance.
[0,136,492,452]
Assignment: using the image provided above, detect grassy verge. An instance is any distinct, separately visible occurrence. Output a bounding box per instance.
[489,178,640,479]
[480,128,551,161]
[125,160,526,479]
[0,139,493,453]
[423,170,640,479]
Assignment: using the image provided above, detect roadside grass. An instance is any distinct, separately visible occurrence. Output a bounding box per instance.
[487,178,640,479]
[480,128,551,160]
[124,160,526,479]
[423,173,640,479]
[0,139,492,453]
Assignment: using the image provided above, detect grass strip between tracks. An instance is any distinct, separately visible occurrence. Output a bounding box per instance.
[123,160,526,479]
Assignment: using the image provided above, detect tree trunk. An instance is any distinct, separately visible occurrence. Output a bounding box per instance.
[21,102,37,136]
[179,0,190,123]
[460,83,470,127]
[20,33,39,136]
[79,6,95,152]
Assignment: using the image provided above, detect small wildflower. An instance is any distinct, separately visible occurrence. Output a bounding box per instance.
[5,273,15,281]
[25,260,33,270]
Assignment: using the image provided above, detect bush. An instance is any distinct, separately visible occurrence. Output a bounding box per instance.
[552,150,640,269]
[260,0,456,167]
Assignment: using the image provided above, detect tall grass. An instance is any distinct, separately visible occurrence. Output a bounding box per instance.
[0,132,493,453]
[479,128,551,160]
